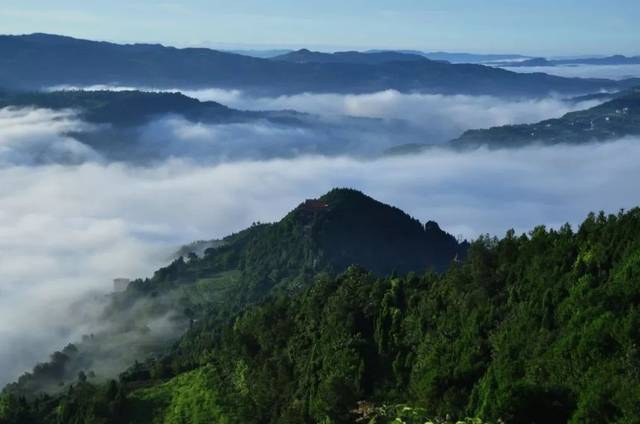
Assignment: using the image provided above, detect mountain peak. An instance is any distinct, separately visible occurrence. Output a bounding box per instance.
[224,188,465,280]
[424,220,442,232]
[286,188,465,274]
[272,49,429,65]
[23,32,75,40]
[319,187,373,203]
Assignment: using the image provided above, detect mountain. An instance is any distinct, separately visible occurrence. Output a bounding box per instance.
[451,88,640,148]
[1,89,433,163]
[272,49,429,64]
[366,50,532,64]
[501,57,555,67]
[2,189,466,400]
[4,202,640,423]
[0,89,320,164]
[419,51,532,63]
[0,89,330,128]
[498,54,640,67]
[0,33,633,97]
[383,88,640,154]
[148,188,465,293]
[566,55,640,65]
[225,49,293,59]
[0,89,246,127]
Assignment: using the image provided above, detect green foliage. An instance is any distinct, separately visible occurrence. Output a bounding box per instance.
[154,207,639,423]
[351,403,487,424]
[5,196,640,423]
[127,366,229,424]
[0,393,36,424]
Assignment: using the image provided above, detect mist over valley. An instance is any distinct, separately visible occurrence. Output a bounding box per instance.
[1,5,640,421]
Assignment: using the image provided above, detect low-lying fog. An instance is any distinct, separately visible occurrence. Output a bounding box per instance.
[501,63,640,80]
[0,90,637,385]
[50,86,603,149]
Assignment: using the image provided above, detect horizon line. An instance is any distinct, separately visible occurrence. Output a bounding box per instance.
[4,31,637,58]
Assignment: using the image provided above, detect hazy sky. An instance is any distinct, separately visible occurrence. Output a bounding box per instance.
[0,0,638,55]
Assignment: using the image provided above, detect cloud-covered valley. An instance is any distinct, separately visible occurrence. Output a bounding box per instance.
[0,107,99,166]
[0,87,634,386]
[51,86,603,148]
[179,88,601,134]
[2,135,640,384]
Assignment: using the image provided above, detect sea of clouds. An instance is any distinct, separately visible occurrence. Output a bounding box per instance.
[0,88,636,385]
[49,86,603,148]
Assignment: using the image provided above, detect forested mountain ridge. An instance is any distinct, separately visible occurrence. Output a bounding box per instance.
[1,89,424,163]
[452,88,640,148]
[496,55,640,67]
[385,88,640,155]
[271,49,430,65]
[0,89,300,127]
[3,197,640,423]
[1,189,466,406]
[0,33,633,97]
[125,189,466,299]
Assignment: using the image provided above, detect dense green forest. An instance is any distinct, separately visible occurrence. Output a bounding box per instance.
[2,190,640,423]
[0,190,464,412]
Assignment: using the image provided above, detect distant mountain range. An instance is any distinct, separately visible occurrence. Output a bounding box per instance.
[387,88,640,153]
[272,49,430,65]
[399,51,532,63]
[0,34,635,97]
[451,88,640,148]
[0,89,435,163]
[5,87,640,161]
[0,89,312,163]
[498,55,640,67]
[225,49,292,59]
[220,48,531,64]
[0,89,253,126]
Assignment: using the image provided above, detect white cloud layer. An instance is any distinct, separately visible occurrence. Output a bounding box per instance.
[135,115,428,161]
[0,85,632,387]
[179,89,600,132]
[51,86,601,144]
[0,107,99,166]
[501,64,640,80]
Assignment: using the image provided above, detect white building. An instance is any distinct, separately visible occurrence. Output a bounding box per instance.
[113,278,130,292]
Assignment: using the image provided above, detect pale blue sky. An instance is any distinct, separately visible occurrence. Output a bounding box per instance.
[1,0,638,55]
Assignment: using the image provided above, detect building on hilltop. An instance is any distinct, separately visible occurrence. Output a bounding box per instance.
[299,199,330,233]
[300,199,329,212]
[113,278,130,292]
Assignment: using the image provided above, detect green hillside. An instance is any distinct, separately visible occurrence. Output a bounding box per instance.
[3,189,640,423]
[1,189,465,409]
[3,198,640,423]
[452,89,640,148]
